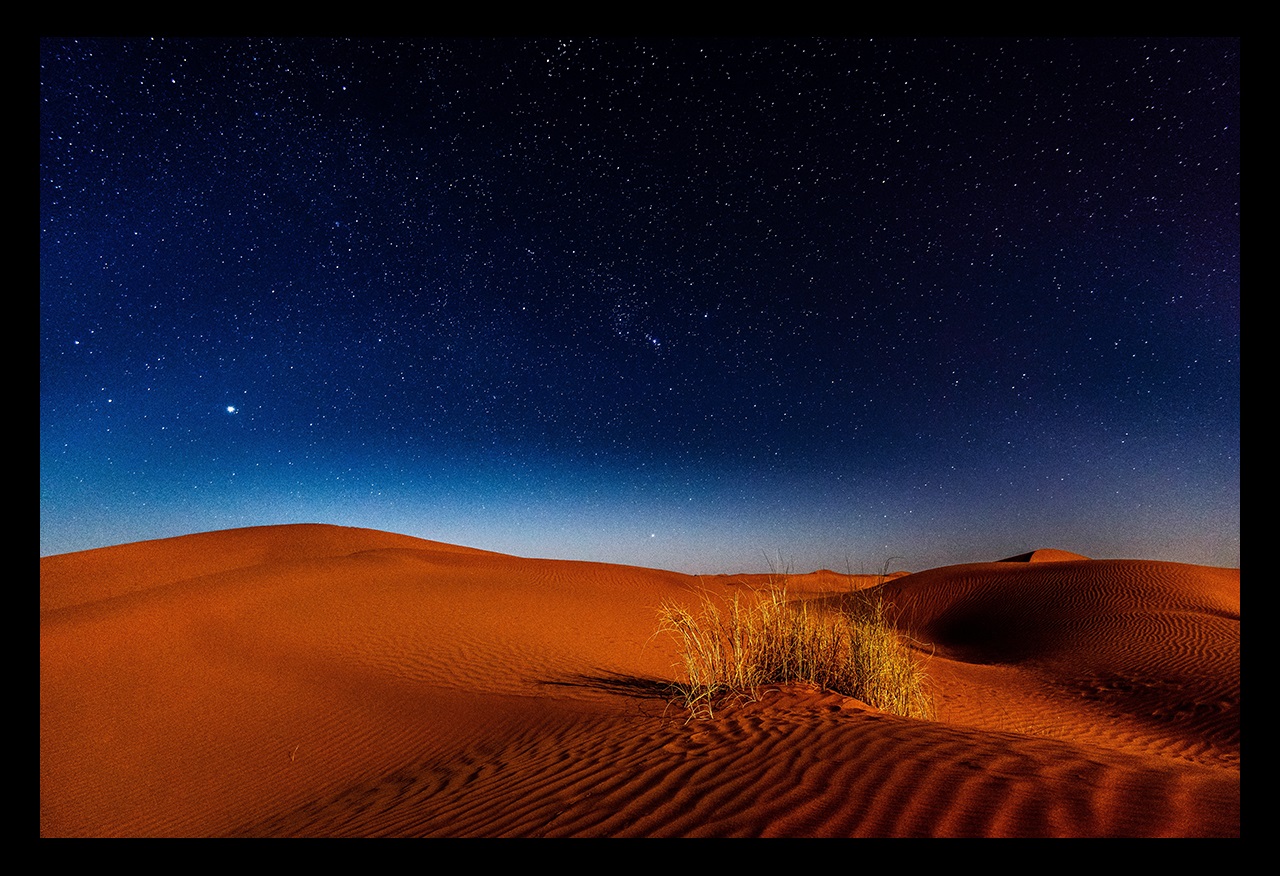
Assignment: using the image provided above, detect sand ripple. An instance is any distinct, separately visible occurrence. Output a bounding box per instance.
[40,526,1239,837]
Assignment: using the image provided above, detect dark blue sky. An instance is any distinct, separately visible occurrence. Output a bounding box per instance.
[39,37,1239,572]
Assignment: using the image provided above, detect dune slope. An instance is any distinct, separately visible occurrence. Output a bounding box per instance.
[40,525,1239,837]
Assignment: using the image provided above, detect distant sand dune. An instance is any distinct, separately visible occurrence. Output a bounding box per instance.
[40,525,1239,837]
[999,548,1092,563]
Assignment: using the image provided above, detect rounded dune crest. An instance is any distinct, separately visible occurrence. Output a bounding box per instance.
[998,548,1091,563]
[39,523,501,614]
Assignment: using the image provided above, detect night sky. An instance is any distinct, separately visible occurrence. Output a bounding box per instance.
[39,38,1239,573]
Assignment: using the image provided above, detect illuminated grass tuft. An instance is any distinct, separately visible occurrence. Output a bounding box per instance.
[657,582,934,721]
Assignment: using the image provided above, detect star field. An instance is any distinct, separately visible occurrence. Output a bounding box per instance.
[40,38,1239,572]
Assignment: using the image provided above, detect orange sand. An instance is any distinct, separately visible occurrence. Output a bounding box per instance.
[40,524,1239,837]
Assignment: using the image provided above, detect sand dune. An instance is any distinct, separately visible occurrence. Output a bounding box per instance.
[40,524,1239,837]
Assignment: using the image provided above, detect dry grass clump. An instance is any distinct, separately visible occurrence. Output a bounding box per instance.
[657,584,934,721]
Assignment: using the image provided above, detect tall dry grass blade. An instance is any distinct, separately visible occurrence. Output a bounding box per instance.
[656,583,934,721]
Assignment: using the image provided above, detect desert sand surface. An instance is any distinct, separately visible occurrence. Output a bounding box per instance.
[40,524,1239,837]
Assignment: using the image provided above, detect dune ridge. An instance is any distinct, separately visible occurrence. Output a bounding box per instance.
[40,524,1239,837]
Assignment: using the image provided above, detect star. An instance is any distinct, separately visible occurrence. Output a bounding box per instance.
[38,38,1239,571]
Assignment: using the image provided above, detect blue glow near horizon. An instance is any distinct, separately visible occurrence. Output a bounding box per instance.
[39,38,1239,572]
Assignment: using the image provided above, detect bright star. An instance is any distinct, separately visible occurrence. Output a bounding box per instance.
[226,405,237,414]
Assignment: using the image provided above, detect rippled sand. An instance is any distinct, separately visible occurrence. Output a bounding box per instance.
[40,525,1239,837]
